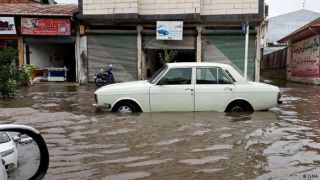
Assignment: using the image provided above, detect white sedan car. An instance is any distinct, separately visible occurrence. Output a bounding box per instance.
[0,132,18,170]
[94,63,281,113]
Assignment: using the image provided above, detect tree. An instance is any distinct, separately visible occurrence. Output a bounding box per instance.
[0,47,18,98]
[159,45,177,65]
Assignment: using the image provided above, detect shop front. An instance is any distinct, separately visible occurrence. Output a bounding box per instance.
[0,17,22,66]
[21,18,76,82]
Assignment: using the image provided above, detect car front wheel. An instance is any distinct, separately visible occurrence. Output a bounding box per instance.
[116,102,138,113]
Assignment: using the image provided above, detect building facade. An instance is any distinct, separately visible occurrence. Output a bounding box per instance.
[278,18,320,84]
[0,1,78,82]
[77,0,266,83]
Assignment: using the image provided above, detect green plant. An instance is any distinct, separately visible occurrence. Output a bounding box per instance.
[159,45,177,65]
[0,47,18,98]
[18,64,36,85]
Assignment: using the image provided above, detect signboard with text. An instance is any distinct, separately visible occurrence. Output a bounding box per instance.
[291,35,320,77]
[156,21,183,40]
[0,17,16,35]
[21,18,71,36]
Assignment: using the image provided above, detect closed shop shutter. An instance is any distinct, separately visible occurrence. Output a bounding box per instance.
[203,33,256,80]
[88,34,137,82]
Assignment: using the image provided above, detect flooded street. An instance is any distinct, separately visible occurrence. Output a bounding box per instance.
[0,83,319,179]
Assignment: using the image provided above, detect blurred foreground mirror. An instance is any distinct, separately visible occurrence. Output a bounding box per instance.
[0,125,49,180]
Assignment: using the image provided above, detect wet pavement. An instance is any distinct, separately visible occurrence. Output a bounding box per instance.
[0,83,319,179]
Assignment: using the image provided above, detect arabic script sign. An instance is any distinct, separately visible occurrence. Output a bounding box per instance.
[0,17,16,35]
[291,35,320,77]
[156,21,183,40]
[21,18,71,36]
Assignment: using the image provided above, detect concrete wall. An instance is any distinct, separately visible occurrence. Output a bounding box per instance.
[83,0,259,15]
[287,35,320,84]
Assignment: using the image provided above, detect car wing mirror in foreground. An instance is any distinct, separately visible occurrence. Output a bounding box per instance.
[0,125,49,180]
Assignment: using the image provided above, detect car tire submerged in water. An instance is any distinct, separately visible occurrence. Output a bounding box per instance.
[225,101,254,113]
[115,102,139,113]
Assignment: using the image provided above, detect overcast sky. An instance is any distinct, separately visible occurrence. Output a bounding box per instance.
[55,0,320,17]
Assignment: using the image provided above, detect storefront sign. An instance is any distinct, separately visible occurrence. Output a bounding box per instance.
[0,17,16,34]
[21,18,71,35]
[291,35,320,77]
[156,21,183,40]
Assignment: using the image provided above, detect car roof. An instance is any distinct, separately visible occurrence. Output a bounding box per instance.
[166,62,232,68]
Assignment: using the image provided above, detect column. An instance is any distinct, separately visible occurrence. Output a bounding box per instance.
[196,25,203,63]
[255,26,261,82]
[137,25,143,80]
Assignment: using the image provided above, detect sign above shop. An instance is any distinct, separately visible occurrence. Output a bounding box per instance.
[0,17,16,35]
[156,21,183,40]
[21,18,71,36]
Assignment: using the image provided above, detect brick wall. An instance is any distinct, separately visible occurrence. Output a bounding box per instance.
[83,0,259,15]
[83,0,138,15]
[201,0,259,15]
[139,0,201,15]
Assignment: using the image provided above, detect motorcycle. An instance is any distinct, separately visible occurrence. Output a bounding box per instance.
[94,64,115,87]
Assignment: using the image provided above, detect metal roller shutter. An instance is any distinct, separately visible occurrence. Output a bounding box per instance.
[88,34,137,82]
[203,33,256,80]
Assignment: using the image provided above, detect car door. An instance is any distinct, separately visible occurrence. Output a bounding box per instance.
[149,67,194,112]
[195,67,235,112]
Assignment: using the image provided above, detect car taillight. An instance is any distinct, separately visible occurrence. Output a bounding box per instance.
[94,94,98,103]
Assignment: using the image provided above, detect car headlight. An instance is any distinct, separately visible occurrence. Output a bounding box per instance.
[1,148,14,157]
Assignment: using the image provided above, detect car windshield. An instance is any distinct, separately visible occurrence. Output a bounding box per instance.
[148,65,168,84]
[0,132,11,144]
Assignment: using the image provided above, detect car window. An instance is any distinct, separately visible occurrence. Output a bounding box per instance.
[197,68,232,85]
[158,68,192,85]
[0,132,11,144]
[196,68,218,84]
[148,65,168,84]
[224,69,236,82]
[218,69,232,84]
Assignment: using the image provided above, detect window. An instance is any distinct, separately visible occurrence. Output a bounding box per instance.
[196,67,232,85]
[158,68,192,85]
[196,67,218,84]
[218,69,232,84]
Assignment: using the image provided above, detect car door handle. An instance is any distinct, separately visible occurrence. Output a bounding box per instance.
[185,88,193,91]
[224,87,233,91]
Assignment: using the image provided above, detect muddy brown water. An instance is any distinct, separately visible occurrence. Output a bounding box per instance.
[0,83,319,180]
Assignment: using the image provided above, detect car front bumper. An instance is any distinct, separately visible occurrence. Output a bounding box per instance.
[93,103,111,110]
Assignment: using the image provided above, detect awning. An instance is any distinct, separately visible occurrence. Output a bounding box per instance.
[0,17,16,35]
[144,36,195,50]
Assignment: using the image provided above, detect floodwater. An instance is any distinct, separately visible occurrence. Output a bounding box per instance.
[0,83,319,180]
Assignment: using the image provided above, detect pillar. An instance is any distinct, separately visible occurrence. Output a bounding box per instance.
[255,26,261,82]
[137,25,143,80]
[196,25,203,63]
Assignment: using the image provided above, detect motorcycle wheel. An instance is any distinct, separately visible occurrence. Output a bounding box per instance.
[95,77,104,87]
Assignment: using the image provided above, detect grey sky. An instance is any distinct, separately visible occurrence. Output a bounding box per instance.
[55,0,320,17]
[265,0,320,17]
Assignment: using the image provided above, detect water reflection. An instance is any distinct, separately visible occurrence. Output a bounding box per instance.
[0,83,319,179]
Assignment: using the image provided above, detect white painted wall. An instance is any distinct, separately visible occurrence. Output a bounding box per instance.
[29,44,66,69]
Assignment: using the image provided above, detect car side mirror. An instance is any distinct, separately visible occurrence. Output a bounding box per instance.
[0,125,49,180]
[13,136,21,142]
